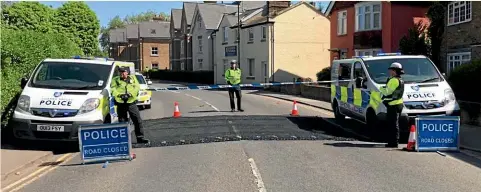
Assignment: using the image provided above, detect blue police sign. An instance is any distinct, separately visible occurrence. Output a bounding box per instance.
[225,46,237,57]
[415,116,460,152]
[78,123,132,163]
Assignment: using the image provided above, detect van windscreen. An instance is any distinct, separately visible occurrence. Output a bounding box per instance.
[30,62,112,90]
[364,58,443,84]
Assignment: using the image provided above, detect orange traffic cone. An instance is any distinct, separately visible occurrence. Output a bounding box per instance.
[405,125,416,151]
[173,102,181,118]
[290,100,299,116]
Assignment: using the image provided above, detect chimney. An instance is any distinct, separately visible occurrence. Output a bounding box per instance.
[266,1,290,16]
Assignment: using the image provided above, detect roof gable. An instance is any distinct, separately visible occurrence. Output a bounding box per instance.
[171,9,182,29]
[196,3,237,30]
[184,2,197,26]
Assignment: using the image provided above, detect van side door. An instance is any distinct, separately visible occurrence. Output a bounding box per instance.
[351,61,369,120]
[337,62,353,114]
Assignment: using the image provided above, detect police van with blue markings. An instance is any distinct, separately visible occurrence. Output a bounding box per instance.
[12,56,136,141]
[330,53,460,134]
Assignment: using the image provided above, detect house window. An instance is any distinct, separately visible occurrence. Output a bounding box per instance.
[355,2,381,31]
[248,28,254,42]
[448,1,472,26]
[198,59,203,69]
[236,29,239,41]
[150,29,156,34]
[223,27,228,42]
[198,36,203,52]
[340,50,347,59]
[355,49,382,57]
[248,58,255,77]
[197,15,202,29]
[261,26,267,40]
[181,40,184,54]
[223,59,228,73]
[447,52,471,72]
[151,47,158,56]
[337,10,347,35]
[181,62,185,70]
[152,63,159,69]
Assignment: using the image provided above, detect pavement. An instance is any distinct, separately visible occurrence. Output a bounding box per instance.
[2,82,481,192]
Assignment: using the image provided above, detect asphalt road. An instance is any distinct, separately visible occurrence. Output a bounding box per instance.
[17,82,481,192]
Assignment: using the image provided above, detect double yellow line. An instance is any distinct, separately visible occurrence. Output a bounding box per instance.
[2,153,76,192]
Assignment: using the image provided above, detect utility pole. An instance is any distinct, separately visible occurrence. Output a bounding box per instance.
[237,2,241,68]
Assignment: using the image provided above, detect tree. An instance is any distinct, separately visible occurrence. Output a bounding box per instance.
[99,16,125,53]
[427,2,445,72]
[1,2,55,33]
[399,22,430,56]
[124,11,170,24]
[54,1,100,56]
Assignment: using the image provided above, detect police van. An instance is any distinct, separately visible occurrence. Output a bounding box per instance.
[330,53,460,134]
[12,57,137,141]
[134,72,153,109]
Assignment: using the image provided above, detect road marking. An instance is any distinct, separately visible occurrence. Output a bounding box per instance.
[169,90,180,93]
[184,93,220,112]
[248,158,267,192]
[2,153,75,192]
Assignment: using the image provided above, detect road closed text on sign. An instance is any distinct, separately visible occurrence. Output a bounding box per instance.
[416,116,460,152]
[79,123,131,162]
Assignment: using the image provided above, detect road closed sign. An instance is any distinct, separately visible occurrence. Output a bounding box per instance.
[78,123,132,163]
[415,116,460,152]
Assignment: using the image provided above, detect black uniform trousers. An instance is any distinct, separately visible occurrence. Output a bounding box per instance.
[228,87,242,110]
[116,102,145,139]
[385,103,403,145]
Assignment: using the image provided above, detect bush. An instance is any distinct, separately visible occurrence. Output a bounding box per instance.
[448,60,481,103]
[148,70,214,84]
[316,67,331,81]
[1,28,82,123]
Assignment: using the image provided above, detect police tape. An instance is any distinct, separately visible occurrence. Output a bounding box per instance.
[145,80,351,91]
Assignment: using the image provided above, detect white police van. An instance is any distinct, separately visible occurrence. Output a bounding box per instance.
[330,53,460,133]
[12,57,137,141]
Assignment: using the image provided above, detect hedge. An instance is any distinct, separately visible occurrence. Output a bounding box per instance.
[1,28,82,124]
[148,70,214,84]
[448,60,481,103]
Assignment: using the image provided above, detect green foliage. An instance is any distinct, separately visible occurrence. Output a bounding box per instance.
[448,60,481,103]
[399,22,430,56]
[54,1,100,56]
[1,28,82,120]
[1,2,55,33]
[427,2,445,72]
[316,67,331,81]
[124,11,170,24]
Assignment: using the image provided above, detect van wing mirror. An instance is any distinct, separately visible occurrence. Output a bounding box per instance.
[147,80,153,85]
[20,77,28,89]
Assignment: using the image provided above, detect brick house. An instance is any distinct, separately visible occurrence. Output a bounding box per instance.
[325,1,431,61]
[441,1,481,73]
[109,20,171,71]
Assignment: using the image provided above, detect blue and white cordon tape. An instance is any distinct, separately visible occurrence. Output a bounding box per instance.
[146,80,350,91]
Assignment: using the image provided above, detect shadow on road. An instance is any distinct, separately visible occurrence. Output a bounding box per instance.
[446,151,481,170]
[189,110,233,113]
[1,128,79,155]
[323,142,387,148]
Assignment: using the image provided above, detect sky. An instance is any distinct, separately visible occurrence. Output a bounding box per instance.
[40,1,330,28]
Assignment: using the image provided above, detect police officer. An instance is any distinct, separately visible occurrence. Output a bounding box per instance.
[225,60,244,112]
[380,62,405,148]
[111,67,150,144]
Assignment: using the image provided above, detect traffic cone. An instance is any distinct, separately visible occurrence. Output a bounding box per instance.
[405,125,416,151]
[173,102,181,118]
[290,100,299,116]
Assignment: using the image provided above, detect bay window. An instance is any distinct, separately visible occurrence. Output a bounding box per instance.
[447,1,472,26]
[355,2,381,31]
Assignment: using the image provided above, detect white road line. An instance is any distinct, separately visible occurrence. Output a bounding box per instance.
[248,158,267,192]
[184,94,220,112]
[169,90,180,93]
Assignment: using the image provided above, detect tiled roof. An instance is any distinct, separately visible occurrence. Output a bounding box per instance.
[184,2,197,26]
[139,21,170,38]
[108,28,127,43]
[197,3,238,30]
[171,9,182,29]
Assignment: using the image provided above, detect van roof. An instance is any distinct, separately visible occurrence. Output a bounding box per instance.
[43,58,114,65]
[361,55,427,61]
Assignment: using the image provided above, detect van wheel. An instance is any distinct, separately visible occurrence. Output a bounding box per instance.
[333,102,345,122]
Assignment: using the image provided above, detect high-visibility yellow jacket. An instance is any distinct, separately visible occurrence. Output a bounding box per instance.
[225,68,242,85]
[111,75,140,104]
[380,77,404,105]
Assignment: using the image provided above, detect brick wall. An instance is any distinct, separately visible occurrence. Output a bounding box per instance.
[141,39,170,70]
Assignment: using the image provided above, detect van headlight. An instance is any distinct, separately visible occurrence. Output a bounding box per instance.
[17,95,31,112]
[78,98,100,114]
[139,91,148,96]
[444,89,456,104]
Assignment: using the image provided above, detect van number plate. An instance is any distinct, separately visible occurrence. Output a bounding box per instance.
[37,125,65,132]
